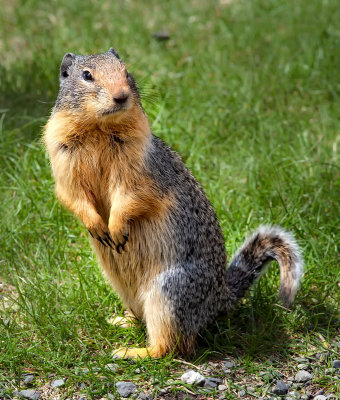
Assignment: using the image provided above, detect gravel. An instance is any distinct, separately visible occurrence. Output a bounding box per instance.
[51,379,65,388]
[137,393,151,400]
[295,357,309,363]
[259,371,276,382]
[203,377,222,388]
[116,381,137,398]
[223,361,235,369]
[105,363,119,372]
[272,380,289,395]
[14,390,41,400]
[286,390,300,399]
[325,368,334,375]
[21,374,35,385]
[180,370,205,386]
[9,351,337,399]
[294,370,313,382]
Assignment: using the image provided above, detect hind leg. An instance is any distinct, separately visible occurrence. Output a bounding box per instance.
[113,287,189,358]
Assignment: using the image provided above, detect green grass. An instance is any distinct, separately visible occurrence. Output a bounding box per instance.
[0,0,339,398]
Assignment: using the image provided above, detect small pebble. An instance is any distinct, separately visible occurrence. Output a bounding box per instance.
[297,364,309,370]
[203,378,217,389]
[294,383,304,389]
[116,381,137,398]
[218,384,227,391]
[325,368,333,375]
[260,371,275,382]
[314,389,325,396]
[295,370,313,382]
[295,357,309,363]
[247,386,255,392]
[14,390,41,400]
[314,396,327,400]
[286,391,300,399]
[180,370,205,386]
[239,389,246,397]
[272,380,288,395]
[105,363,119,372]
[78,368,89,375]
[209,362,219,368]
[21,374,35,385]
[51,379,65,388]
[137,393,151,400]
[218,394,226,400]
[223,361,235,369]
[333,360,340,369]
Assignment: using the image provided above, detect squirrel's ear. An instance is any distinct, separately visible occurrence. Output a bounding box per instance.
[108,48,120,59]
[60,52,76,81]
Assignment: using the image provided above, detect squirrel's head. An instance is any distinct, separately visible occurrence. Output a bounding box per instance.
[54,48,141,124]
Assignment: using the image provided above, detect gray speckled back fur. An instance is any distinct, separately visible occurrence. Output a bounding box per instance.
[145,135,303,345]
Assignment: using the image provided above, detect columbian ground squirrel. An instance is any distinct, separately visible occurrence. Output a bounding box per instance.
[43,49,303,358]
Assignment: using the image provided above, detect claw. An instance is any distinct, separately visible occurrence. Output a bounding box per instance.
[105,232,114,243]
[103,237,113,248]
[97,237,107,247]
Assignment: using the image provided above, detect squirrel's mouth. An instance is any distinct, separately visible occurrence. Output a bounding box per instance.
[101,102,131,117]
[101,107,124,116]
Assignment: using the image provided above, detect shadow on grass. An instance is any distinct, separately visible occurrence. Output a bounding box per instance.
[0,62,56,140]
[193,296,338,364]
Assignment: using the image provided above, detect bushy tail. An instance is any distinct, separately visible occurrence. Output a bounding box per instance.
[226,225,303,307]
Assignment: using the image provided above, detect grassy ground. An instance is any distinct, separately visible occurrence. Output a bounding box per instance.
[0,0,339,399]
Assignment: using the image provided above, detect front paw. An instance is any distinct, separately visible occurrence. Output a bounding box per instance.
[86,218,114,249]
[109,223,129,254]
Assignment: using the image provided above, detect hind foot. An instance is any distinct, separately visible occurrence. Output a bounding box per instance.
[112,346,164,359]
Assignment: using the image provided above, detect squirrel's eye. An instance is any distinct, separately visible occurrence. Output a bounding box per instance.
[83,70,93,81]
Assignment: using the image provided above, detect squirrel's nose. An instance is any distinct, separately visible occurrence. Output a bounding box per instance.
[114,92,129,105]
